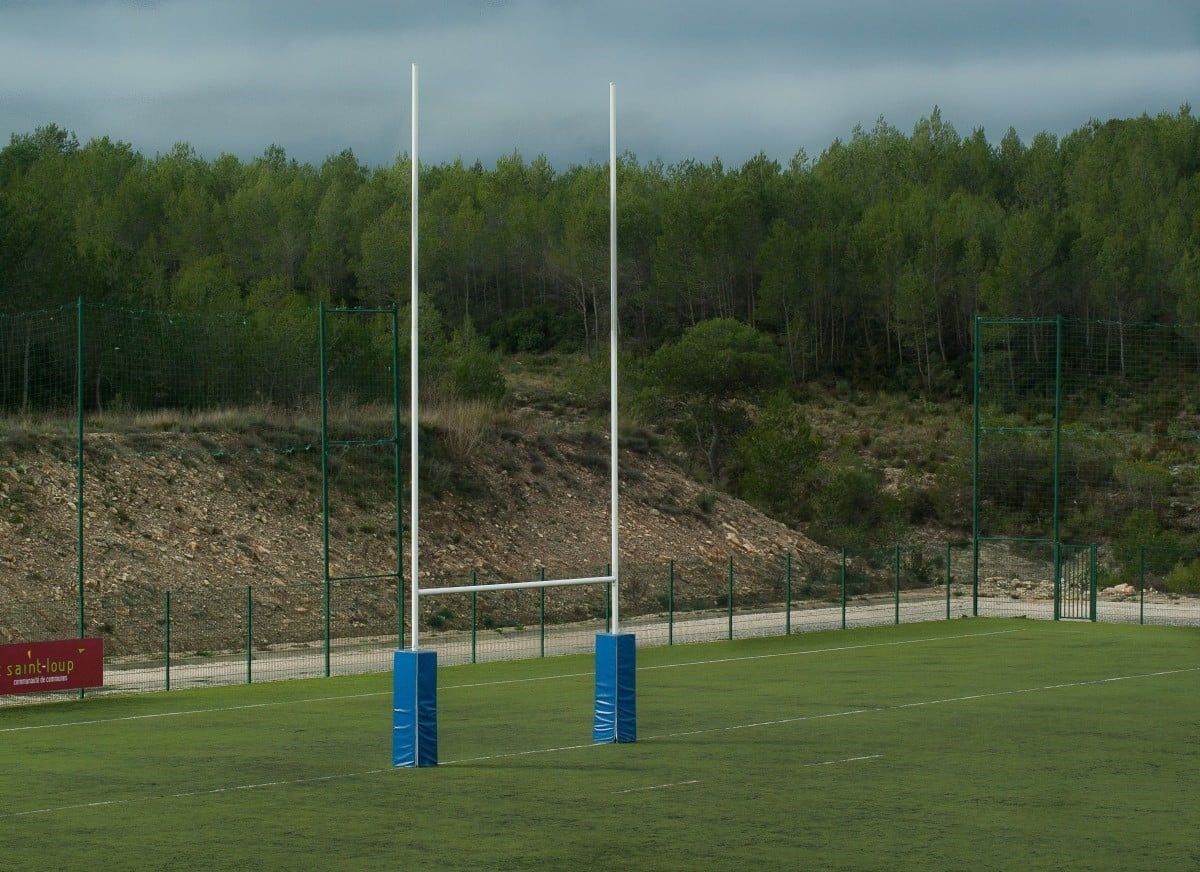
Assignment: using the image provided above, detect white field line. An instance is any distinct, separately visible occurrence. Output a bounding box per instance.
[638,628,1023,673]
[441,741,606,766]
[803,754,883,767]
[0,628,1021,735]
[614,779,700,795]
[639,666,1200,741]
[1,663,1195,821]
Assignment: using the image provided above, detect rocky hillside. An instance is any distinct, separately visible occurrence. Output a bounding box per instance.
[0,398,828,654]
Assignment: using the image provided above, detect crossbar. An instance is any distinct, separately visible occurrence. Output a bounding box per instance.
[420,575,614,597]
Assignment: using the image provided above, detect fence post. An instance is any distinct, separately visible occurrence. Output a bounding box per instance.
[840,549,847,630]
[667,559,674,646]
[470,570,477,664]
[1051,316,1064,620]
[1053,541,1061,621]
[163,590,171,692]
[727,554,734,641]
[76,297,85,701]
[785,550,792,636]
[318,301,331,678]
[893,545,901,625]
[971,314,980,619]
[538,566,546,658]
[246,585,253,684]
[323,578,331,678]
[945,542,952,620]
[1138,545,1145,626]
[1089,543,1098,623]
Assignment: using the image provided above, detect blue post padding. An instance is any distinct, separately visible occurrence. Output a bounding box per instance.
[393,649,438,767]
[593,633,636,743]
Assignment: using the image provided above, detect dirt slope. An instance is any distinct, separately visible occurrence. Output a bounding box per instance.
[0,407,828,652]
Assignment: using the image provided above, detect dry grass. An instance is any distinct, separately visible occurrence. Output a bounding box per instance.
[423,400,500,462]
[2,396,508,465]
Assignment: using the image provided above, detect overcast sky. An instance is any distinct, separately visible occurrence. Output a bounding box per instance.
[1,0,1197,167]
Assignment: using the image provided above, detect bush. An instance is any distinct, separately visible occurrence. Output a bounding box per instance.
[900,485,939,525]
[731,391,821,521]
[446,318,505,403]
[447,347,506,402]
[1113,459,1173,511]
[563,352,643,413]
[1112,508,1182,579]
[642,318,786,483]
[487,305,575,354]
[810,463,899,549]
[1061,434,1118,490]
[1164,559,1200,595]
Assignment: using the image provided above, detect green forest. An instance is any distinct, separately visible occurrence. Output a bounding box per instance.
[3,106,1198,393]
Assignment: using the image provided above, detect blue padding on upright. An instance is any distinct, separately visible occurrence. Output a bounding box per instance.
[393,649,438,767]
[593,633,636,743]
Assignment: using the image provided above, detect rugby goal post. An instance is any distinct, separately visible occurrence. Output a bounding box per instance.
[393,67,632,768]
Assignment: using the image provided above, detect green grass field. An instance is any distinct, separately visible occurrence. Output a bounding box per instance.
[2,618,1197,870]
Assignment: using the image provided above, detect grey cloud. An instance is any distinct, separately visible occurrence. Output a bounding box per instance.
[0,0,1196,167]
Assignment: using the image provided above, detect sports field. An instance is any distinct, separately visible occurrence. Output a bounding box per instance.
[2,618,1197,870]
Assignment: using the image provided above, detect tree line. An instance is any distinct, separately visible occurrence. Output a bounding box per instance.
[1,107,1198,393]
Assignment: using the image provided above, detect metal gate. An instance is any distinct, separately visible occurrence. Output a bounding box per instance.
[1056,543,1097,621]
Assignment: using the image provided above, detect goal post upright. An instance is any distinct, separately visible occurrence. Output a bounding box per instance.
[592,80,636,746]
[394,62,437,769]
[608,81,620,635]
[410,61,420,653]
[394,71,635,768]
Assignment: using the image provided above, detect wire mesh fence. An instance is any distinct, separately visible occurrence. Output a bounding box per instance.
[5,541,1195,706]
[4,307,1200,707]
[974,316,1200,607]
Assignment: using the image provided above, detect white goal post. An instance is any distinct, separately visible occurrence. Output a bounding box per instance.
[407,66,621,648]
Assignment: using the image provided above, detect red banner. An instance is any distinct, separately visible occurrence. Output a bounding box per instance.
[0,638,103,695]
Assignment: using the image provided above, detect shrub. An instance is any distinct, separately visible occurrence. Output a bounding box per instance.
[446,318,505,403]
[563,352,643,413]
[1113,459,1173,511]
[731,391,822,521]
[1112,508,1182,580]
[487,305,575,353]
[642,318,786,483]
[428,607,456,630]
[810,463,899,549]
[1164,559,1200,595]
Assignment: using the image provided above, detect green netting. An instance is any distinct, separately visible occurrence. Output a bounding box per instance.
[975,317,1200,621]
[4,303,1200,707]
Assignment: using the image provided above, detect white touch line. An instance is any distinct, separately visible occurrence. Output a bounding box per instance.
[614,780,700,795]
[804,754,883,767]
[1,768,393,820]
[638,628,1021,673]
[442,672,591,691]
[641,666,1200,742]
[0,674,594,735]
[0,628,1020,734]
[1,663,1193,820]
[442,741,608,766]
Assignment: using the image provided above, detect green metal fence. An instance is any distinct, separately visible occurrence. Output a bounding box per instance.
[5,543,1197,704]
[4,305,1200,706]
